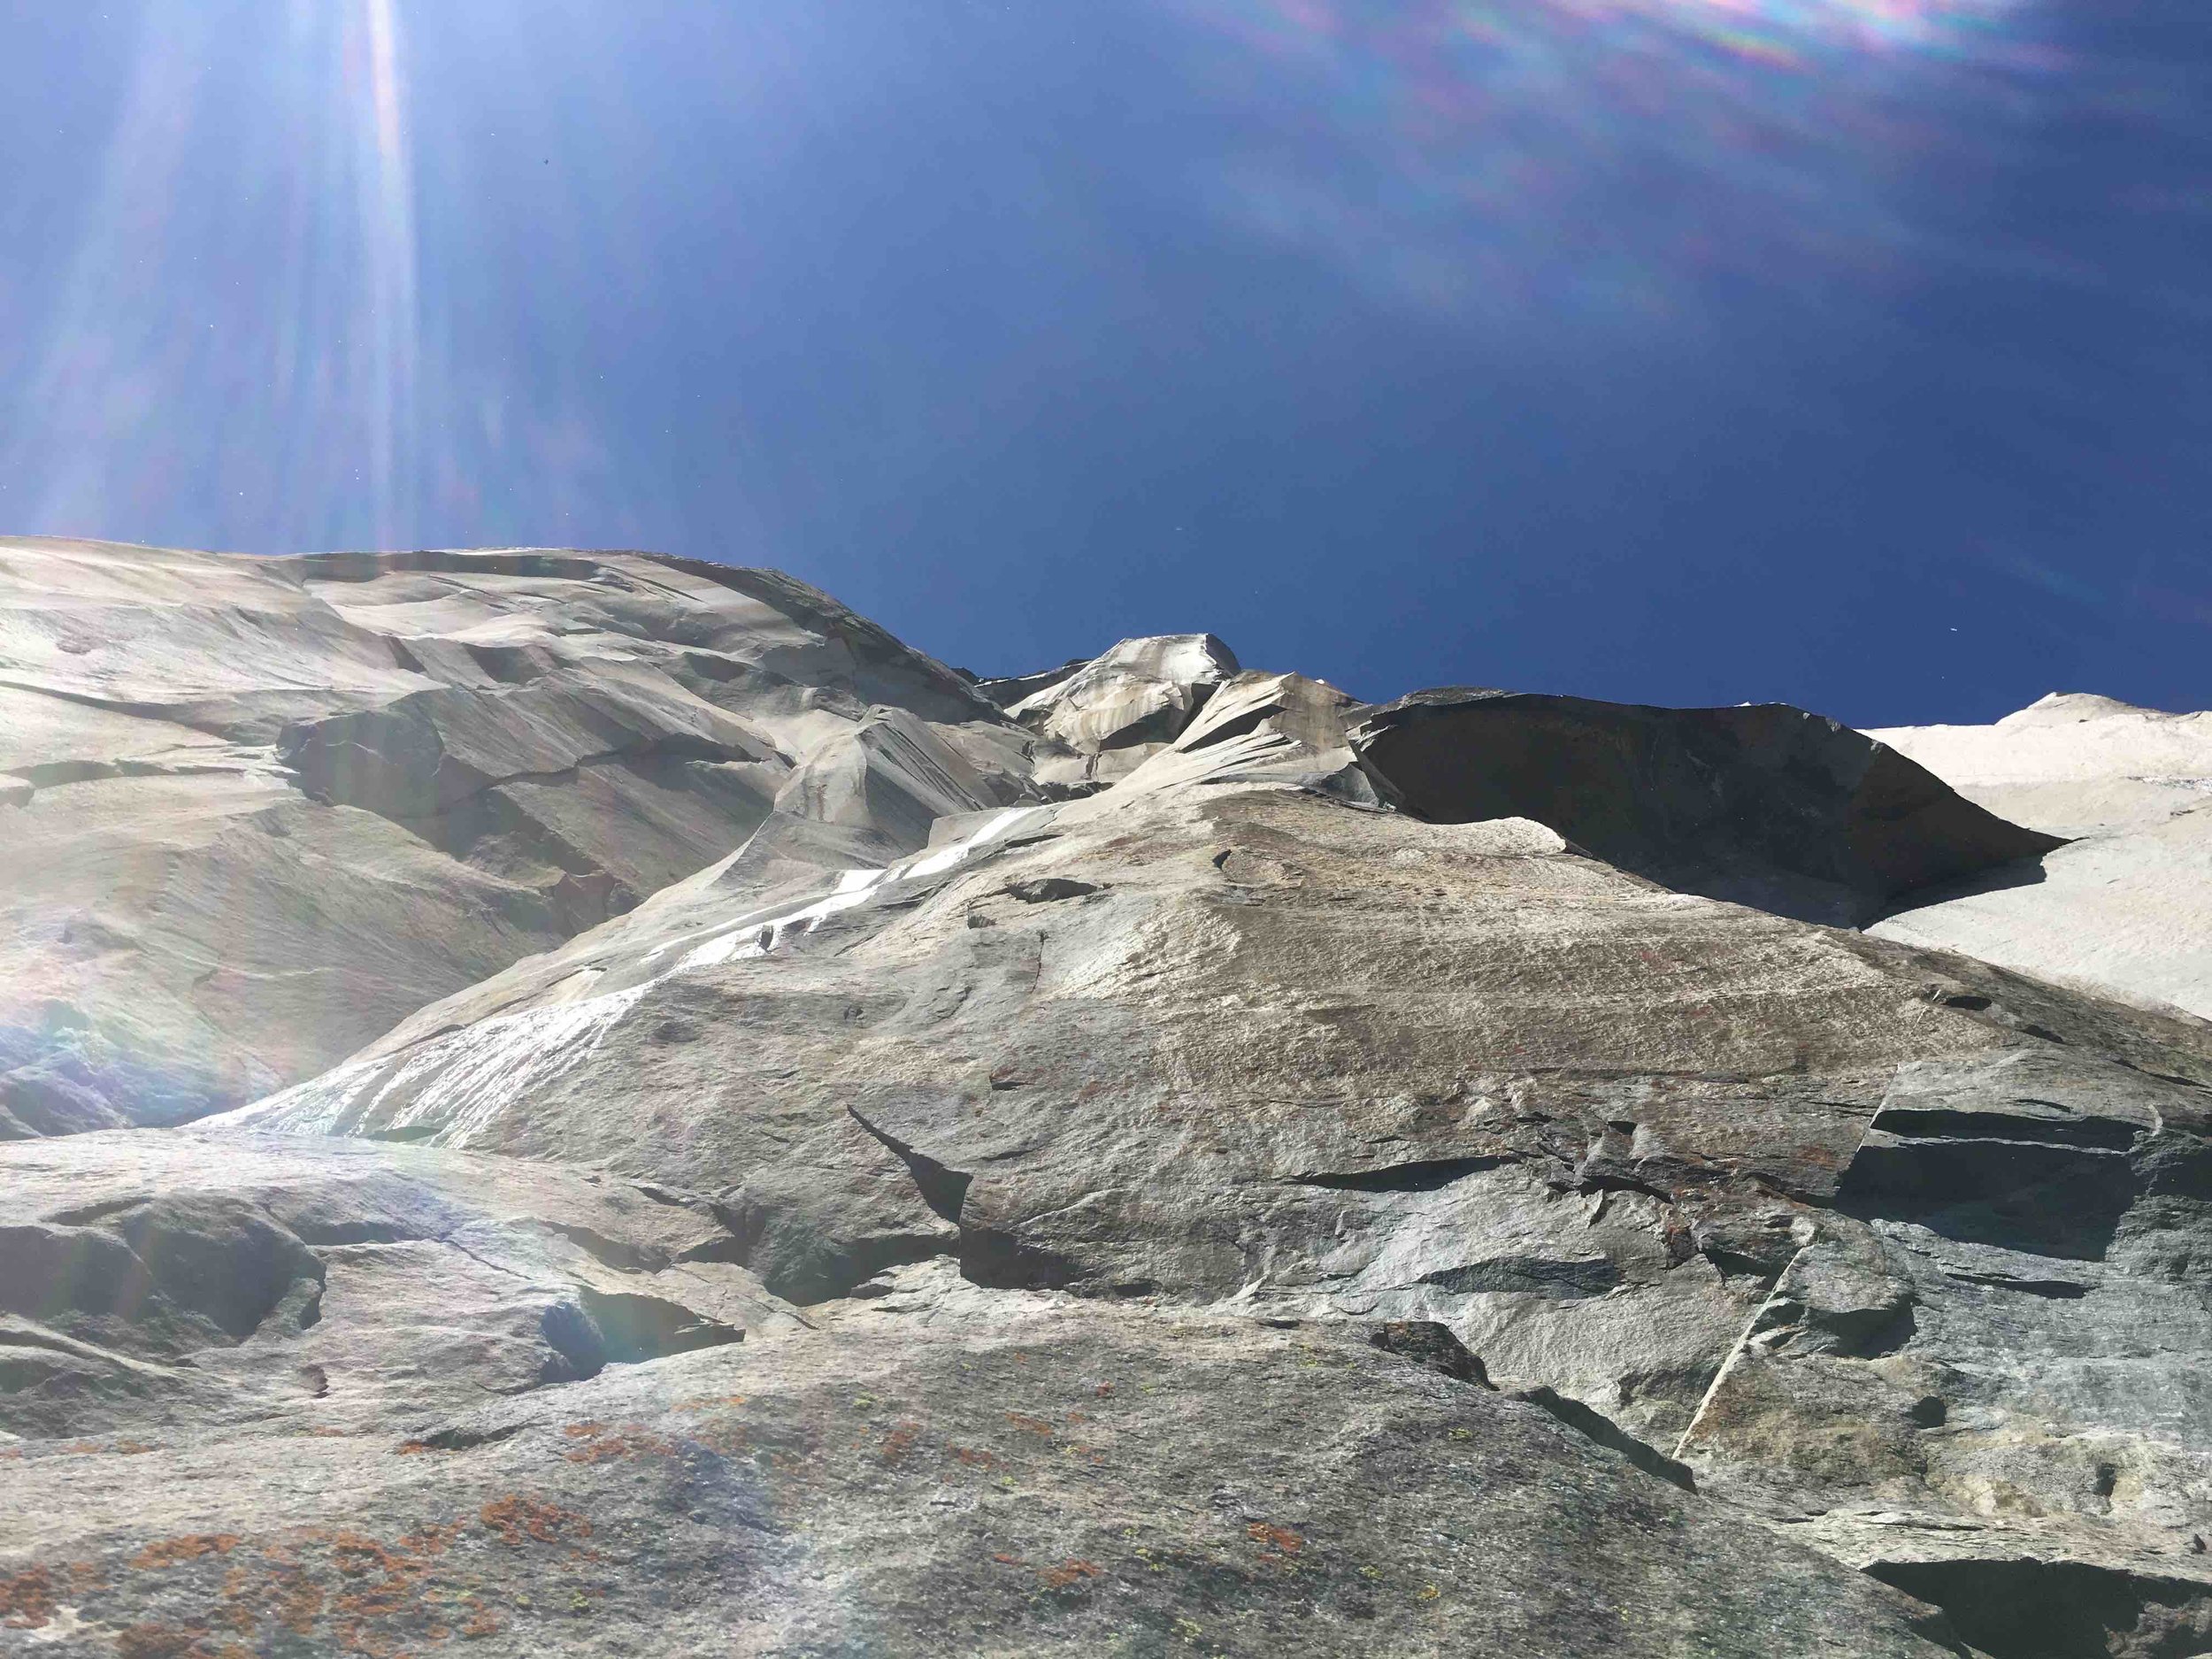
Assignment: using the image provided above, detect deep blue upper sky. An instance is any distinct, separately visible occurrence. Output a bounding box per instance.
[2,2,2205,726]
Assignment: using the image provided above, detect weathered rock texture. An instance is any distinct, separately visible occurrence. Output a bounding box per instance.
[3,542,2208,1659]
[0,1141,1970,1659]
[0,539,1056,1132]
[1871,693,2212,1020]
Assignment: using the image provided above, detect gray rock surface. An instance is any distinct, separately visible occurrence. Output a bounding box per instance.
[219,759,2212,1654]
[0,1144,1970,1657]
[4,543,2208,1657]
[1004,634,1241,787]
[1871,693,2212,1019]
[0,540,1054,1132]
[0,1130,798,1445]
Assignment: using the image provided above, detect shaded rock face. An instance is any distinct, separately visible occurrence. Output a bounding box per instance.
[5,541,2210,1658]
[1871,693,2212,1019]
[0,540,1053,1129]
[0,1132,791,1443]
[1352,688,2062,926]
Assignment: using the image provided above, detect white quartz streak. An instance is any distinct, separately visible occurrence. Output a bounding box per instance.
[646,804,1049,972]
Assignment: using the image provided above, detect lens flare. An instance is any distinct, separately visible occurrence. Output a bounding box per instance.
[7,1,430,549]
[1169,0,2055,329]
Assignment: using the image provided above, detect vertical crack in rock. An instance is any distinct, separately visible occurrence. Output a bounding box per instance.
[1671,1243,1813,1463]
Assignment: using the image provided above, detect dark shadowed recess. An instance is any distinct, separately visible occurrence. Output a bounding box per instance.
[1867,1557,2212,1659]
[1350,688,2062,926]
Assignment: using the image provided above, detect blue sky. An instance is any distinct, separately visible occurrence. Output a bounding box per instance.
[1,1,2204,725]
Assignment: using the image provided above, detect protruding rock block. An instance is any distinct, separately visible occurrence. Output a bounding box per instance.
[1006,634,1240,783]
[1352,688,2063,924]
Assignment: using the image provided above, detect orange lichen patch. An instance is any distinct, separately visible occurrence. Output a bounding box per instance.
[110,1507,599,1654]
[217,1555,323,1639]
[110,1440,158,1455]
[1039,1559,1104,1589]
[1003,1413,1054,1436]
[558,1422,677,1465]
[1093,1382,1115,1398]
[272,1575,325,1636]
[285,1531,426,1647]
[403,1525,460,1558]
[133,1536,241,1570]
[112,1623,247,1659]
[951,1445,999,1470]
[329,1532,416,1581]
[1247,1523,1304,1555]
[326,1532,444,1644]
[214,1572,257,1633]
[879,1423,920,1465]
[478,1495,591,1548]
[689,1422,749,1456]
[0,1565,57,1629]
[990,1553,1026,1567]
[672,1393,748,1413]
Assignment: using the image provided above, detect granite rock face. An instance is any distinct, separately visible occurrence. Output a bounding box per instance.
[218,733,2212,1654]
[0,1147,1970,1659]
[4,543,2208,1659]
[1871,694,2212,1020]
[1003,633,1241,787]
[0,540,1056,1132]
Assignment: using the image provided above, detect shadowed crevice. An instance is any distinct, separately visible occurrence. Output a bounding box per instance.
[1864,1556,2212,1659]
[1286,1155,1513,1193]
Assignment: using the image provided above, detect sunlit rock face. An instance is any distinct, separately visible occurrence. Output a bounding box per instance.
[0,540,1058,1132]
[1870,694,2212,1020]
[1001,632,1242,787]
[4,542,2209,1658]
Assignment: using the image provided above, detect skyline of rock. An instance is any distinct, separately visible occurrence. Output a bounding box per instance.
[3,538,2207,1658]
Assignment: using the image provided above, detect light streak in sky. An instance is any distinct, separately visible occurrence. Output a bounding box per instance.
[6,1,460,551]
[356,0,419,552]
